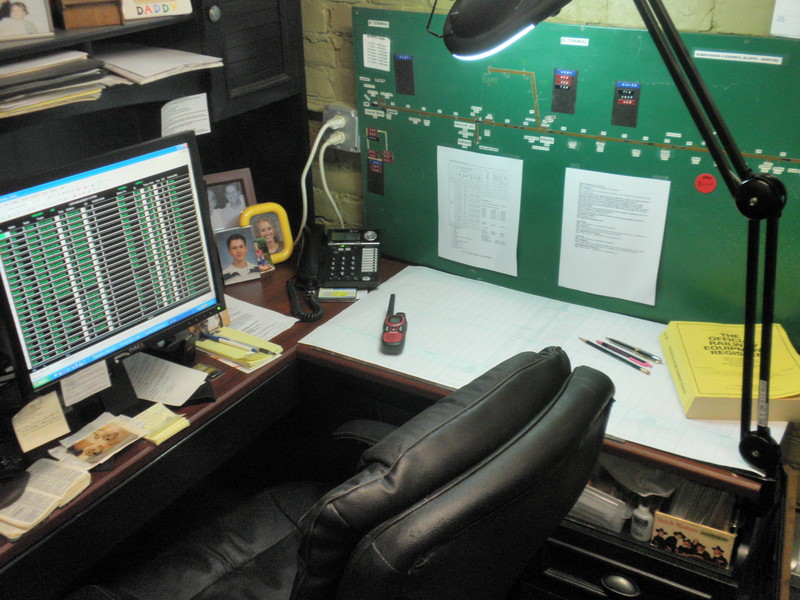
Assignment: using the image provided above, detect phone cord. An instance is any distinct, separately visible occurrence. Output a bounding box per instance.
[286,279,323,322]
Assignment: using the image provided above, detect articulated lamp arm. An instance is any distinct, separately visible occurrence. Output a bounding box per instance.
[438,0,787,474]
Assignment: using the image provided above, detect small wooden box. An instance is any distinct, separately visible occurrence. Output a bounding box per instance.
[55,0,123,29]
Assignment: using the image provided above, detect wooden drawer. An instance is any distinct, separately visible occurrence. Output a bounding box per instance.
[521,522,738,600]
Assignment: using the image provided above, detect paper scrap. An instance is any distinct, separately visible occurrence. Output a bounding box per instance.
[59,361,111,407]
[559,167,670,305]
[436,146,522,277]
[161,93,211,137]
[772,0,800,39]
[11,391,70,453]
[363,34,391,71]
[123,353,208,406]
[223,294,298,339]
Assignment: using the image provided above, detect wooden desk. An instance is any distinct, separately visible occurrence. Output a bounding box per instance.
[296,304,763,502]
[0,258,774,600]
[0,259,404,600]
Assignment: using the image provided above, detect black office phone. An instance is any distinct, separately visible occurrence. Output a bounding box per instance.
[289,227,381,322]
[319,228,381,289]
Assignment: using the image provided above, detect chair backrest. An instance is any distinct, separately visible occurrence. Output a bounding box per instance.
[291,348,614,600]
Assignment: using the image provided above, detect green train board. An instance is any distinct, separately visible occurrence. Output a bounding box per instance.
[353,8,800,345]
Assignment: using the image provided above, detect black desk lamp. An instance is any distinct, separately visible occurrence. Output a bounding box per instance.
[432,0,787,478]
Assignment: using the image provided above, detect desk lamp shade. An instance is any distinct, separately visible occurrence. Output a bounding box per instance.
[443,0,571,59]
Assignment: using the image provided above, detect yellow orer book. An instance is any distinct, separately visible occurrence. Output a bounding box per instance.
[659,321,800,421]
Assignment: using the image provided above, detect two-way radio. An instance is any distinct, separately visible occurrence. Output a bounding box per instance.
[381,294,407,355]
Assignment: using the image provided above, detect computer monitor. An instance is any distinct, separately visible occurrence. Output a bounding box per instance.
[0,132,225,409]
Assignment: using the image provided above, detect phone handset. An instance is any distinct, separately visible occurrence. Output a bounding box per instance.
[287,226,324,322]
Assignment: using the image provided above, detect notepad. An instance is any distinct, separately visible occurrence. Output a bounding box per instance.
[196,327,282,370]
[134,403,190,446]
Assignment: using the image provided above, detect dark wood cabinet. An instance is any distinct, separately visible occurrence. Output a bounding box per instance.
[0,0,310,228]
[200,0,305,121]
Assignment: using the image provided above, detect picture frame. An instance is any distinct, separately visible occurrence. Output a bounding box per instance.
[204,168,257,232]
[214,226,270,286]
[240,202,294,264]
[0,0,55,40]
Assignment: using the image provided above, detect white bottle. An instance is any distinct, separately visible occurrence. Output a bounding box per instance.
[630,499,654,542]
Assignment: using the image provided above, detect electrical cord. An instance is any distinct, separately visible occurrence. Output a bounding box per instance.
[286,278,323,322]
[297,115,346,245]
[319,131,346,228]
[287,225,324,322]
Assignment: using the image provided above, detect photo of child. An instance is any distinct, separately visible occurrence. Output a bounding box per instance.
[215,226,262,285]
[0,0,53,40]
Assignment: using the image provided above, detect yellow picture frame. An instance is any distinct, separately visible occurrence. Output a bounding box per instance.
[239,203,293,264]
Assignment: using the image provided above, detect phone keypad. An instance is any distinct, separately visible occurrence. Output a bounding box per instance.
[325,246,379,286]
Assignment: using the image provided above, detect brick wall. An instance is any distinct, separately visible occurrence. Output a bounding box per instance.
[300,0,777,227]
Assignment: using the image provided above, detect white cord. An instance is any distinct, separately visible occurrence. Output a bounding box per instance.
[319,132,346,228]
[296,116,346,245]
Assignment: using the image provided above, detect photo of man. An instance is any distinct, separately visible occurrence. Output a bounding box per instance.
[215,226,261,285]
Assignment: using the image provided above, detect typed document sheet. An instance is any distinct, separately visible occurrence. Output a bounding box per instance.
[437,146,521,276]
[559,167,670,305]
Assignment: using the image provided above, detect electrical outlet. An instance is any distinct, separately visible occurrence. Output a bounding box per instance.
[323,104,360,153]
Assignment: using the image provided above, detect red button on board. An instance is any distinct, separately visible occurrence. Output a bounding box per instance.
[695,173,717,194]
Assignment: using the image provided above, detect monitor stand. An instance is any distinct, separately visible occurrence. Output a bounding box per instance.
[96,358,142,416]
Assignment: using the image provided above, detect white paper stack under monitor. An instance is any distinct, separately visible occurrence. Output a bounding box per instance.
[94,44,223,85]
[0,50,119,118]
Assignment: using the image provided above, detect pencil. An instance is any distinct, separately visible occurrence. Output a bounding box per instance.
[595,339,652,368]
[580,337,650,374]
[606,337,662,363]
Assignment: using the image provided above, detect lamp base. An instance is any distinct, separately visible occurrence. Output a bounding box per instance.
[739,431,781,475]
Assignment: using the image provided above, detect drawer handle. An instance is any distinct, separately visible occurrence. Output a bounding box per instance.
[208,5,222,22]
[601,573,641,597]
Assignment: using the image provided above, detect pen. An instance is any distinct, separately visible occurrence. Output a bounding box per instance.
[595,340,652,368]
[606,338,662,364]
[580,338,650,375]
[202,333,277,355]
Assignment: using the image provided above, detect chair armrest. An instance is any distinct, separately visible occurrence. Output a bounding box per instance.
[63,584,140,600]
[327,420,399,477]
[332,419,398,447]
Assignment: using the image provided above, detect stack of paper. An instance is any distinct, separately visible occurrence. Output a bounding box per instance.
[0,459,90,541]
[0,50,124,118]
[134,403,190,446]
[196,327,282,371]
[94,44,223,85]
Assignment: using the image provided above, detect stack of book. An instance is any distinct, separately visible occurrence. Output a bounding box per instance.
[659,321,800,420]
[0,459,90,541]
[0,50,123,118]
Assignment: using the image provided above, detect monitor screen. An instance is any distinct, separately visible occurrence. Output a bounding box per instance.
[0,133,225,397]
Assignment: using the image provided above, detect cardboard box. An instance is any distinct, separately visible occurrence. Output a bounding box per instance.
[55,0,123,29]
[650,511,736,570]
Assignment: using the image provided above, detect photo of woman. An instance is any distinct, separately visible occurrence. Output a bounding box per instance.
[250,213,285,257]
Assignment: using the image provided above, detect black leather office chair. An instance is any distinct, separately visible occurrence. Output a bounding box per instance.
[67,347,614,600]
